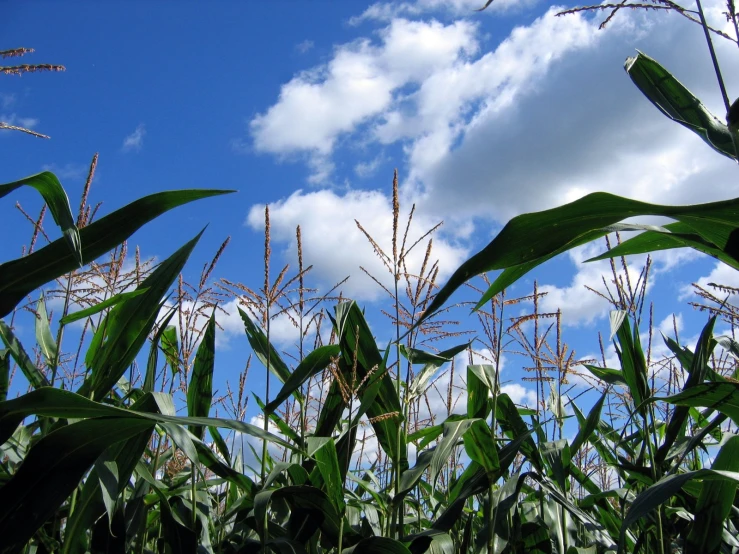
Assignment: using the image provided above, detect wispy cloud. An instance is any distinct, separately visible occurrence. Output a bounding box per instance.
[122,123,146,152]
[0,93,16,110]
[295,39,314,54]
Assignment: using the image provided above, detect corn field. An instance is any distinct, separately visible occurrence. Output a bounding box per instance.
[3,3,739,553]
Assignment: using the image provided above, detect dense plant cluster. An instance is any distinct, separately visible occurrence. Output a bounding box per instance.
[4,3,739,552]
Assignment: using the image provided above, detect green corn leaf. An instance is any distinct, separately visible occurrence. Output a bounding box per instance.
[0,171,82,266]
[307,437,345,514]
[143,306,176,393]
[0,387,296,452]
[342,537,412,554]
[239,308,293,386]
[396,447,436,500]
[265,344,340,413]
[59,288,150,325]
[187,310,216,440]
[430,418,478,488]
[625,51,736,160]
[462,419,499,475]
[0,350,7,403]
[612,314,650,414]
[0,417,155,554]
[466,365,492,420]
[415,192,739,327]
[620,469,739,554]
[253,393,303,447]
[0,320,50,389]
[686,435,739,554]
[663,382,739,423]
[161,324,180,376]
[62,394,165,554]
[570,391,607,455]
[208,426,232,467]
[79,231,203,401]
[335,301,405,468]
[656,316,717,467]
[0,188,233,319]
[34,293,58,367]
[405,341,471,402]
[582,365,628,387]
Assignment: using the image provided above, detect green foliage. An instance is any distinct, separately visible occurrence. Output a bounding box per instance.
[6,11,739,553]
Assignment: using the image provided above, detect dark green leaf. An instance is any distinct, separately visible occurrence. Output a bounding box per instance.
[625,51,736,160]
[0,417,155,554]
[686,436,739,554]
[239,308,294,388]
[79,231,203,400]
[571,391,607,454]
[342,536,412,554]
[265,344,340,413]
[417,191,739,325]
[0,350,7,403]
[143,307,176,393]
[187,310,216,439]
[0,188,233,318]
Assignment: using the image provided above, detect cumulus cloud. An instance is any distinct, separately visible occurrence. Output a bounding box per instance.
[246,188,468,302]
[122,124,146,152]
[250,17,478,182]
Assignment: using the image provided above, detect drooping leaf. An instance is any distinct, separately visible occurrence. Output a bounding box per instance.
[430,418,478,488]
[462,419,499,475]
[663,382,739,423]
[187,310,216,439]
[0,188,233,318]
[265,344,340,413]
[0,171,82,266]
[415,191,739,326]
[625,51,736,160]
[0,387,295,452]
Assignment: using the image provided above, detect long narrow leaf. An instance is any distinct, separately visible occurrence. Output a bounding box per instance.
[0,188,233,318]
[187,310,216,439]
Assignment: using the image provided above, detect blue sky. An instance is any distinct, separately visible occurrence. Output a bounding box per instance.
[3,0,739,450]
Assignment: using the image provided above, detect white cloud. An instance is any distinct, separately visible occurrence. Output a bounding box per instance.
[249,18,478,182]
[122,124,146,152]
[246,187,468,302]
[0,93,16,109]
